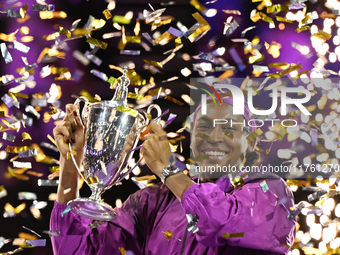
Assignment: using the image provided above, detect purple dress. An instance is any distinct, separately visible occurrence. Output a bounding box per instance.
[50,172,296,255]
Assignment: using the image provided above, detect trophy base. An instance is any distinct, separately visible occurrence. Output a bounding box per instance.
[67,197,117,221]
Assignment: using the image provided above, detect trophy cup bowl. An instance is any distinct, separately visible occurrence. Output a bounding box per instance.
[66,69,162,221]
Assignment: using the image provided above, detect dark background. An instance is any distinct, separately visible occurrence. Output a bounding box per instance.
[0,0,338,254]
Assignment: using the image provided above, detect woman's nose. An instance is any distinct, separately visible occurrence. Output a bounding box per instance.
[209,126,224,142]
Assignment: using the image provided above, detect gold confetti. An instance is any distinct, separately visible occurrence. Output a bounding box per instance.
[0,29,19,42]
[113,15,131,24]
[118,35,141,50]
[144,112,152,120]
[296,26,310,33]
[19,3,28,19]
[150,19,172,28]
[275,16,293,23]
[26,171,43,177]
[154,31,176,45]
[190,0,206,12]
[268,62,289,68]
[47,106,58,115]
[266,41,281,58]
[4,202,26,214]
[86,37,108,50]
[127,92,144,100]
[102,9,112,20]
[118,247,126,255]
[222,10,241,15]
[117,106,139,117]
[267,4,288,13]
[195,133,212,141]
[222,232,244,238]
[224,130,234,140]
[251,12,273,23]
[246,128,263,142]
[188,13,211,42]
[39,11,67,19]
[18,232,37,240]
[134,19,141,36]
[232,176,245,188]
[312,30,332,40]
[47,134,57,147]
[49,166,60,173]
[134,175,157,181]
[59,26,71,39]
[21,132,32,141]
[164,230,173,240]
[164,96,184,106]
[6,146,32,153]
[66,150,77,160]
[144,59,163,69]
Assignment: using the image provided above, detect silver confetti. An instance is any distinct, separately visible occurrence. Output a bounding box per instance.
[88,221,105,229]
[90,69,108,81]
[72,50,90,66]
[32,4,55,11]
[3,132,16,142]
[13,161,32,168]
[13,41,30,54]
[1,43,13,64]
[42,229,60,237]
[84,51,102,66]
[37,179,59,186]
[25,239,46,247]
[22,226,41,237]
[120,50,141,55]
[18,148,38,158]
[18,192,37,200]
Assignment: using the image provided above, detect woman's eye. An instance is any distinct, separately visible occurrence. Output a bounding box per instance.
[197,125,209,129]
[223,126,235,131]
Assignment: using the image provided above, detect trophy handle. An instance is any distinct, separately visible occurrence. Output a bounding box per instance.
[73,96,89,126]
[146,104,162,125]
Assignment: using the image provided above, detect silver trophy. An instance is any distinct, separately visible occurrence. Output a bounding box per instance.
[67,68,162,221]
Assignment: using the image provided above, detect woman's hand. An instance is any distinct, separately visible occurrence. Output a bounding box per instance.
[141,122,171,177]
[53,104,84,160]
[54,104,84,203]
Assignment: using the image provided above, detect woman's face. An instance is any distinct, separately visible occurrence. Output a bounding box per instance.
[191,103,252,168]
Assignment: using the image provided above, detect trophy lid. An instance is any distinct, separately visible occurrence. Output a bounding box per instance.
[111,67,130,105]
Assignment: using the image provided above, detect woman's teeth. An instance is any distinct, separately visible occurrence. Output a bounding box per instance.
[204,151,226,157]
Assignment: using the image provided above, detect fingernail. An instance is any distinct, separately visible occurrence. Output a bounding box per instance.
[73,110,78,117]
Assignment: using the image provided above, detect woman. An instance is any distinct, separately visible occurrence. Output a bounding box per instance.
[50,97,296,255]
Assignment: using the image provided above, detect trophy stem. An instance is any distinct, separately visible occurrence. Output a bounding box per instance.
[89,186,102,201]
